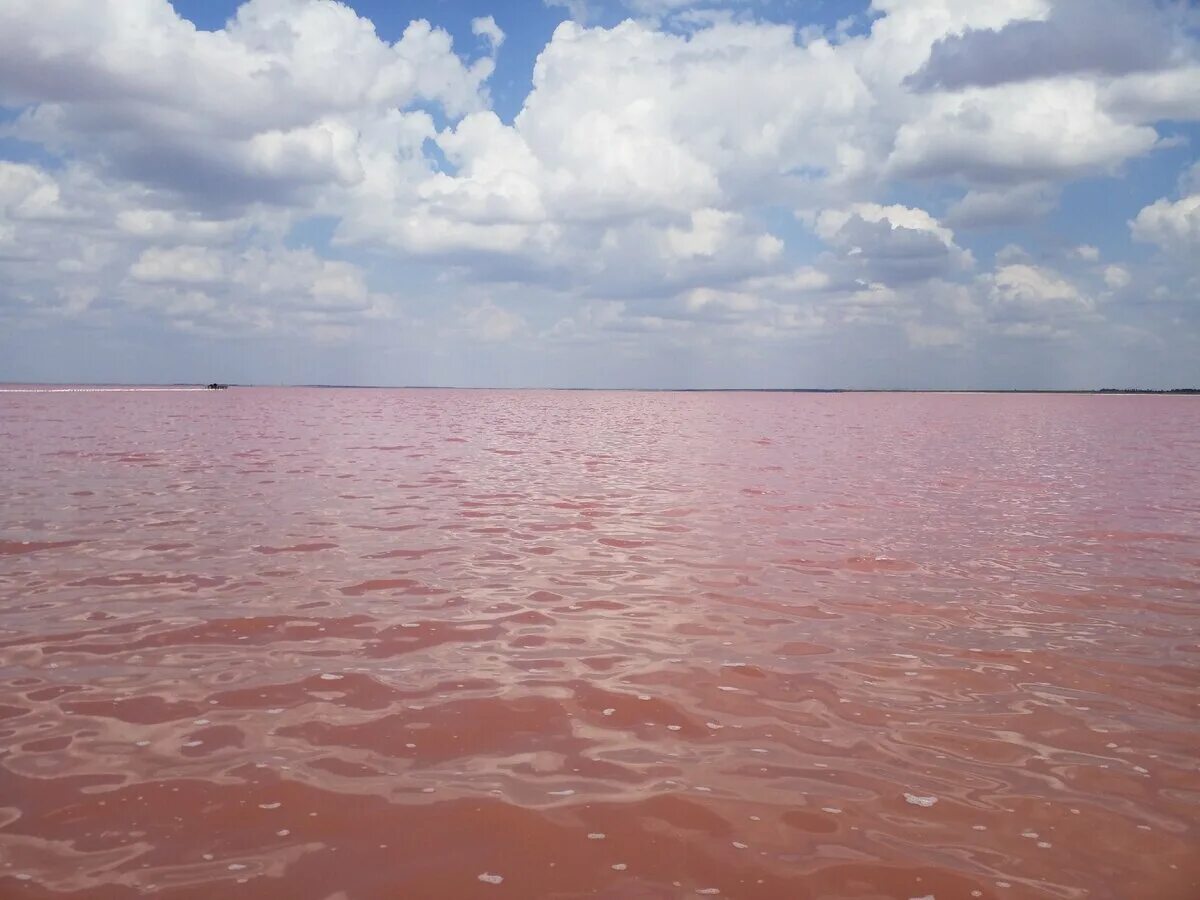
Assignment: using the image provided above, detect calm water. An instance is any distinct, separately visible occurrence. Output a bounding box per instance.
[1,389,1198,900]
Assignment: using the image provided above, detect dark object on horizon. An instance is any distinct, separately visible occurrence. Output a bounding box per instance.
[206,383,228,390]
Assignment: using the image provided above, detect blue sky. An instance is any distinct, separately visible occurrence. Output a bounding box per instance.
[1,0,1198,388]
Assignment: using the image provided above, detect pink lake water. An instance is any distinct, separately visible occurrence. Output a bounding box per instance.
[1,388,1198,899]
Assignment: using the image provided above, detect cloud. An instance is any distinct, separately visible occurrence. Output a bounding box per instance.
[0,162,77,222]
[471,16,505,50]
[908,0,1184,91]
[888,80,1160,183]
[1131,193,1200,253]
[985,262,1095,335]
[988,263,1087,307]
[121,244,393,337]
[945,184,1059,228]
[461,299,525,342]
[544,0,591,25]
[624,0,700,15]
[0,0,494,210]
[5,1,1185,280]
[1102,66,1200,123]
[130,245,225,285]
[115,208,244,245]
[906,0,1200,141]
[815,203,973,283]
[905,322,965,348]
[1181,161,1200,194]
[1103,265,1132,290]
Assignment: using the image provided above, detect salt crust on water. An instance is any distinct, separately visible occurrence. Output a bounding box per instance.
[904,793,939,807]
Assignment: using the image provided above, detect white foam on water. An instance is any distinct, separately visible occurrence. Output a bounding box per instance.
[602,708,615,716]
[478,873,503,885]
[904,793,938,807]
[611,863,627,871]
[259,803,281,810]
[319,674,342,681]
[587,833,605,840]
[717,686,738,692]
[732,842,748,849]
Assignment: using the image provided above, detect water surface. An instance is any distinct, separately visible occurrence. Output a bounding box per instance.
[1,389,1198,899]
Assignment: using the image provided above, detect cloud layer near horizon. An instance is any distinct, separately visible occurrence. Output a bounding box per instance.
[1,0,1198,388]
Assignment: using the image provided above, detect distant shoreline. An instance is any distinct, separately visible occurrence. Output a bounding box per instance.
[1,384,1197,395]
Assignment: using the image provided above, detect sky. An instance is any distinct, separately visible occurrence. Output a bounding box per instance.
[1,0,1198,389]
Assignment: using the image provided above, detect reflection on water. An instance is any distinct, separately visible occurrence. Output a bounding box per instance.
[1,389,1198,899]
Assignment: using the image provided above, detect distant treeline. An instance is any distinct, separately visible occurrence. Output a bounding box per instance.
[1097,388,1200,394]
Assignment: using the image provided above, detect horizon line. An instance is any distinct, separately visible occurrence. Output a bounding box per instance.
[2,382,1199,395]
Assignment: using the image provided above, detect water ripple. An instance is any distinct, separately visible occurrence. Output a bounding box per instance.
[1,389,1198,898]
